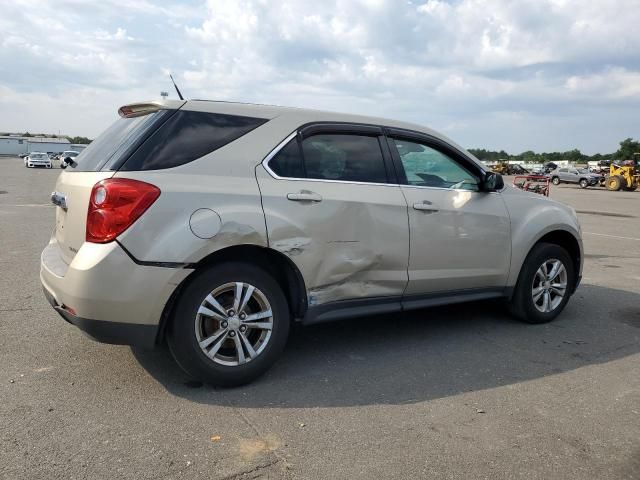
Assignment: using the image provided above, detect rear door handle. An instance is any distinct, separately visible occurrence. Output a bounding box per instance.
[413,201,438,213]
[287,191,322,202]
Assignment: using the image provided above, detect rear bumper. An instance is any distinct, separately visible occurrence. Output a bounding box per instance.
[41,239,192,347]
[43,287,158,347]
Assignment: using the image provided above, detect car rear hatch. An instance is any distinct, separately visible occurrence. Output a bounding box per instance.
[51,101,184,265]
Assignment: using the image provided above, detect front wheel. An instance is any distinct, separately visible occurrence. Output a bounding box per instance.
[167,262,290,386]
[551,177,560,185]
[606,175,623,191]
[579,178,588,189]
[509,243,574,324]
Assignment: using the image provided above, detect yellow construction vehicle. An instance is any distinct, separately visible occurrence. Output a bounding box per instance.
[604,161,639,191]
[490,161,528,175]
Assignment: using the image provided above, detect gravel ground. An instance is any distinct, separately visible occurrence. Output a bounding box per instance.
[1,159,638,479]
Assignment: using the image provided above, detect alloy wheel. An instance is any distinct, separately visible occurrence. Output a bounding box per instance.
[531,259,568,313]
[195,282,273,366]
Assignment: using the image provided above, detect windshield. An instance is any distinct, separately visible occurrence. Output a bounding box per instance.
[69,110,169,171]
[64,151,79,157]
[31,153,47,159]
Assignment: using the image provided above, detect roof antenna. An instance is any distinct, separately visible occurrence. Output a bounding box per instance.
[169,74,184,100]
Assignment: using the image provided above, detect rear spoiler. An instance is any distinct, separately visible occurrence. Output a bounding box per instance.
[118,99,186,118]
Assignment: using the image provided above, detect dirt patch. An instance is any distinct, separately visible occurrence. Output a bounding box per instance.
[239,435,281,461]
[0,191,7,194]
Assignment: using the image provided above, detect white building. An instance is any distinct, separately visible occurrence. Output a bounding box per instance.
[0,136,71,155]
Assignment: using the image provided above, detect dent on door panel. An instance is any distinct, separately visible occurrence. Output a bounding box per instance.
[267,203,400,305]
[257,168,410,306]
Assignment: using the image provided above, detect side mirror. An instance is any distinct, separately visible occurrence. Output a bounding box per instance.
[62,157,74,168]
[482,171,504,192]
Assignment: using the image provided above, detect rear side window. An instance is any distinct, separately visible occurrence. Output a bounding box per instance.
[269,138,304,178]
[301,134,387,183]
[121,111,267,171]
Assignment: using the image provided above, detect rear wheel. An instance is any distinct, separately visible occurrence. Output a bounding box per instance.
[579,178,588,189]
[509,243,574,324]
[606,175,623,191]
[167,262,290,386]
[551,177,560,185]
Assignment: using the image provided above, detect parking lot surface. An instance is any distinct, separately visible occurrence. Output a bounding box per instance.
[1,158,639,479]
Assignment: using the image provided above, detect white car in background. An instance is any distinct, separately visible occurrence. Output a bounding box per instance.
[59,150,80,168]
[24,152,52,168]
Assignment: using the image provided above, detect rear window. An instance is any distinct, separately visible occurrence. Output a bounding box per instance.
[120,110,267,171]
[69,110,169,172]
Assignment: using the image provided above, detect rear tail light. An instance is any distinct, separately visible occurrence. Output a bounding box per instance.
[86,178,160,243]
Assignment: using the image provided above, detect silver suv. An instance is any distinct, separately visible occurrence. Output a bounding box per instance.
[41,99,583,385]
[551,167,601,188]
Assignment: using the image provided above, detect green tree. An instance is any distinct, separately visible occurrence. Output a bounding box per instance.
[612,138,640,160]
[66,136,91,144]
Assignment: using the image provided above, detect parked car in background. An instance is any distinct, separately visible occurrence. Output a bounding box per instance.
[59,150,80,168]
[41,99,583,386]
[24,152,52,168]
[550,167,601,188]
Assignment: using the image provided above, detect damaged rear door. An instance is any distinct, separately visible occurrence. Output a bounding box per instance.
[256,124,410,307]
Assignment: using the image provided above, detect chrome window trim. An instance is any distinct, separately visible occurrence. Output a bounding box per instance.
[260,130,496,194]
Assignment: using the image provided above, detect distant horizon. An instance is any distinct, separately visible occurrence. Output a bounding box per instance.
[0,130,630,158]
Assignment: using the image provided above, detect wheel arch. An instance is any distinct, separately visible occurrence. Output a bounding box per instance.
[155,244,308,344]
[514,229,582,297]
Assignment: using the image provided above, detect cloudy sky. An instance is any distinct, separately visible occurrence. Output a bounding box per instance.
[1,0,638,154]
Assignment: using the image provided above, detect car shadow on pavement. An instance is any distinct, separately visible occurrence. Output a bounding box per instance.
[131,284,640,408]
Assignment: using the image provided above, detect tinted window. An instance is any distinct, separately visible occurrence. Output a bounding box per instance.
[301,134,387,183]
[70,110,168,172]
[121,111,267,171]
[269,138,304,178]
[393,138,478,190]
[559,168,568,173]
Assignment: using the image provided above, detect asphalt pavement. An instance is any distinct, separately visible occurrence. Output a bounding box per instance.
[1,159,638,479]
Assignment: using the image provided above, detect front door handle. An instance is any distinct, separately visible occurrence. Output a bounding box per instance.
[287,191,322,202]
[413,201,438,213]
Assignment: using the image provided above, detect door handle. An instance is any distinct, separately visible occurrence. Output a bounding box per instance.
[413,201,438,213]
[287,191,322,202]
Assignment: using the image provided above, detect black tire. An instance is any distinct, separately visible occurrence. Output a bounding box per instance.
[508,243,575,324]
[606,175,622,191]
[579,178,588,189]
[167,262,290,387]
[551,176,560,185]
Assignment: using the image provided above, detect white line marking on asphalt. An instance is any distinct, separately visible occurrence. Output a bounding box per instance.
[584,232,640,241]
